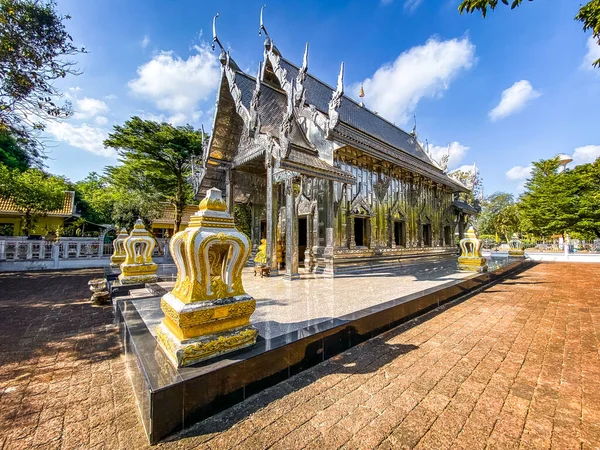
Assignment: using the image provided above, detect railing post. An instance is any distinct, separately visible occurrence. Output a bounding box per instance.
[52,243,60,268]
[0,240,5,260]
[40,243,45,259]
[98,240,103,257]
[76,242,81,258]
[26,242,33,260]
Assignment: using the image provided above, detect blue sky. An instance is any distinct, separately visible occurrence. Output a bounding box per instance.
[45,0,600,196]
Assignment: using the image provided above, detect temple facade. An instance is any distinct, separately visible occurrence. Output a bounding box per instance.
[193,13,475,279]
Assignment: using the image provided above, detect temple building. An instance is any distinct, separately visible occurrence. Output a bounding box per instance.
[193,12,475,279]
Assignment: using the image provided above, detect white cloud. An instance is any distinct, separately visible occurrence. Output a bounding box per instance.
[428,141,469,170]
[404,0,423,13]
[488,80,540,122]
[104,94,118,101]
[353,37,475,125]
[73,97,110,119]
[582,35,600,71]
[128,43,220,125]
[45,122,115,158]
[573,145,600,165]
[141,35,150,49]
[94,116,108,125]
[505,165,533,180]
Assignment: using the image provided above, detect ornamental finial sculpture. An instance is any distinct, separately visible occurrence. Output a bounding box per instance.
[110,227,129,268]
[212,13,224,53]
[458,226,488,272]
[118,219,158,284]
[259,4,269,39]
[156,187,257,367]
[508,233,524,257]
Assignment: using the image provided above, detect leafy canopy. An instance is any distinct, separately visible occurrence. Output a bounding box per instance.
[458,0,600,68]
[103,117,204,232]
[0,131,31,171]
[0,0,84,156]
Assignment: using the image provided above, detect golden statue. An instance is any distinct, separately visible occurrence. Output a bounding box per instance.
[110,227,128,268]
[118,220,158,284]
[457,226,488,272]
[508,233,525,257]
[156,188,257,367]
[254,238,267,266]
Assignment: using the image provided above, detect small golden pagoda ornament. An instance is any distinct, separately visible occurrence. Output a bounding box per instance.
[118,219,158,284]
[156,187,257,368]
[458,226,488,272]
[110,227,129,268]
[508,233,525,257]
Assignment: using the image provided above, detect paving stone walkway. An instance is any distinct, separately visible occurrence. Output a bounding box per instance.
[1,263,599,450]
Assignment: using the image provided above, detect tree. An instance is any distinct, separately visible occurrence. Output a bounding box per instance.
[0,166,67,235]
[110,190,163,231]
[568,159,600,238]
[458,0,600,68]
[0,0,85,155]
[519,158,579,238]
[0,131,31,171]
[477,192,521,241]
[74,172,116,224]
[104,117,204,233]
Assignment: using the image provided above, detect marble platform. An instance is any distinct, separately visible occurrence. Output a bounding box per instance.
[116,254,530,444]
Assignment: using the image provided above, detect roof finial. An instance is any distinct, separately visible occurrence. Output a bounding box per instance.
[411,114,417,137]
[212,13,225,53]
[302,42,309,72]
[359,83,365,98]
[259,4,269,38]
[335,61,344,95]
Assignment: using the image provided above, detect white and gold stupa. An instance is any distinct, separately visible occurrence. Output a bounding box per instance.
[458,226,488,273]
[156,188,257,368]
[118,219,158,284]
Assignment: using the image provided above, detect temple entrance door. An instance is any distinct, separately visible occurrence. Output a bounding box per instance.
[260,220,266,239]
[298,216,307,262]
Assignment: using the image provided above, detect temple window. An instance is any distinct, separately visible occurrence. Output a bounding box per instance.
[393,220,406,247]
[354,216,369,247]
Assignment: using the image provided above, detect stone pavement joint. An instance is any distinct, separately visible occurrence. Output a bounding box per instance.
[0,263,599,449]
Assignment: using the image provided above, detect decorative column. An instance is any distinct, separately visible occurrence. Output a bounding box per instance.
[457,226,487,272]
[110,227,128,268]
[265,162,279,275]
[156,188,257,368]
[324,179,335,274]
[284,177,299,281]
[118,220,158,284]
[225,168,234,214]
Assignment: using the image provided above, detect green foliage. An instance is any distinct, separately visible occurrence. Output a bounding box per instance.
[458,0,600,68]
[110,190,163,230]
[74,172,116,224]
[0,0,85,153]
[0,131,31,170]
[0,166,67,235]
[234,204,252,237]
[103,117,204,232]
[477,192,521,241]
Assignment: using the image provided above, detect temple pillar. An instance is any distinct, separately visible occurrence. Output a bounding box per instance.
[266,162,279,275]
[324,179,335,275]
[284,177,299,281]
[225,168,234,214]
[304,212,314,271]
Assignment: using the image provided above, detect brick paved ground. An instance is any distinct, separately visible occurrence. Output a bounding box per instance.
[1,263,599,450]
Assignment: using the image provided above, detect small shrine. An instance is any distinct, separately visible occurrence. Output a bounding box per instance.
[118,219,158,284]
[156,188,258,368]
[110,227,129,268]
[458,226,488,272]
[508,233,525,257]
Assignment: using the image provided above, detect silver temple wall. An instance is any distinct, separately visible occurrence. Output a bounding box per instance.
[194,13,476,277]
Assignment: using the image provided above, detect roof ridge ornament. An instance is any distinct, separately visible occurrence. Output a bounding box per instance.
[327,61,344,138]
[212,13,225,55]
[259,4,269,39]
[249,62,262,137]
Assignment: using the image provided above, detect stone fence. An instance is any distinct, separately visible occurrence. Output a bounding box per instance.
[0,237,169,272]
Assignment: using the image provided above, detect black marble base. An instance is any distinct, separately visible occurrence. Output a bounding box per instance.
[117,259,532,444]
[104,266,121,281]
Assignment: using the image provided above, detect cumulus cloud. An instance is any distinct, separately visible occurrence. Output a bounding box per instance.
[427,141,469,170]
[129,43,220,125]
[45,122,115,158]
[573,145,600,165]
[582,35,600,71]
[488,80,540,122]
[352,37,475,125]
[141,35,150,49]
[73,97,110,119]
[505,165,533,180]
[94,116,108,125]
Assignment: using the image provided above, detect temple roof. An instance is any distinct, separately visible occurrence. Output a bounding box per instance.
[0,191,76,217]
[277,58,433,165]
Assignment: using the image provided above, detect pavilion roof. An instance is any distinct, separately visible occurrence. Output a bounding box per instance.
[0,191,76,217]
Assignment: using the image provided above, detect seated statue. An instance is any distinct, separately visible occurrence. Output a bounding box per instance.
[254,238,267,266]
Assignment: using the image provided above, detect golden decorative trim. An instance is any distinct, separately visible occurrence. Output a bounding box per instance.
[181,328,257,366]
[198,197,227,212]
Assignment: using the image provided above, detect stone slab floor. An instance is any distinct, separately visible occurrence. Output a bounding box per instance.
[0,263,599,450]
